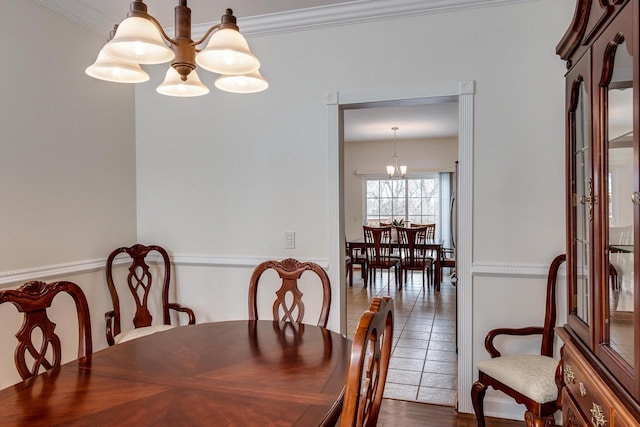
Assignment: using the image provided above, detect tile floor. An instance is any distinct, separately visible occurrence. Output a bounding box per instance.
[346,267,457,407]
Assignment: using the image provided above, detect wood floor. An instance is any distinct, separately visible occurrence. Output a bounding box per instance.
[377,399,526,427]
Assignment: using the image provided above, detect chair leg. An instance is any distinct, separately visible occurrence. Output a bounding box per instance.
[471,381,487,427]
[524,412,556,427]
[362,264,367,287]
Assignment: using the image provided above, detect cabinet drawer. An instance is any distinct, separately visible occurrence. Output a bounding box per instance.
[562,388,589,426]
[563,349,611,426]
[562,344,637,427]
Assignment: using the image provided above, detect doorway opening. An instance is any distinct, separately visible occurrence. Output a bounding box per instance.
[326,80,474,412]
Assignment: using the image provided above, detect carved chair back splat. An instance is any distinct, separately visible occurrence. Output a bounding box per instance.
[248,258,332,328]
[0,280,92,380]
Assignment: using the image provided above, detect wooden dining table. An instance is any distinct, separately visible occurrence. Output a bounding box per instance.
[347,237,444,291]
[0,320,351,426]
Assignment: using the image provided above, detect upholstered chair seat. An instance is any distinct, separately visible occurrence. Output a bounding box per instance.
[113,324,175,345]
[476,355,560,404]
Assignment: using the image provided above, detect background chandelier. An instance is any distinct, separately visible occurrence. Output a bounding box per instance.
[387,127,407,179]
[85,0,268,97]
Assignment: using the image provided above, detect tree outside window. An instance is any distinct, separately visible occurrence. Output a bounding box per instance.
[366,175,440,227]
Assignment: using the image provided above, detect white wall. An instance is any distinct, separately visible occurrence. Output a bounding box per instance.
[0,1,137,270]
[0,2,137,389]
[344,137,458,241]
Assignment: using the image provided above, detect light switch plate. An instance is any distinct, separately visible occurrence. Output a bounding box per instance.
[284,231,295,249]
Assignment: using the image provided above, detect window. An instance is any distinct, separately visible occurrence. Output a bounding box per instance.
[366,174,440,226]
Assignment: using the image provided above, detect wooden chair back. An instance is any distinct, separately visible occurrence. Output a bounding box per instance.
[248,258,332,328]
[105,243,195,346]
[363,226,400,288]
[397,226,429,268]
[0,281,92,380]
[363,226,394,266]
[424,223,436,240]
[340,296,394,427]
[396,226,433,287]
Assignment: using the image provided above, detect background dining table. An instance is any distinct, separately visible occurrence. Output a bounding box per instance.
[0,320,351,426]
[347,237,444,290]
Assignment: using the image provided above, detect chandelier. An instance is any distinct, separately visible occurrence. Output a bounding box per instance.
[85,0,268,97]
[386,127,407,179]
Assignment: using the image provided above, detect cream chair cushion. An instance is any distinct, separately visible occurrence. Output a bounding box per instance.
[477,355,560,403]
[114,324,174,345]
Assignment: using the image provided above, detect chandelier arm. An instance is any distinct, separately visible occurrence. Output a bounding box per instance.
[146,14,179,46]
[191,24,222,49]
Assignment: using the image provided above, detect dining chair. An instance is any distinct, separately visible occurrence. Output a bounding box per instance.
[363,226,400,289]
[471,254,566,427]
[248,258,332,328]
[340,296,394,427]
[396,226,433,289]
[105,243,196,346]
[0,280,92,380]
[346,239,367,287]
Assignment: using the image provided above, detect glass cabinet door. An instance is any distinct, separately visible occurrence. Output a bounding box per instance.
[606,52,633,367]
[595,6,638,397]
[566,53,593,345]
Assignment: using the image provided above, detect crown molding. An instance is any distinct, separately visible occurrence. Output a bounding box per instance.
[35,0,536,38]
[34,0,116,38]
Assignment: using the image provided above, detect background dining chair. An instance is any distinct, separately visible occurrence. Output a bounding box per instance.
[0,280,92,380]
[248,258,332,328]
[105,243,196,346]
[339,296,394,427]
[363,226,400,290]
[471,254,566,427]
[347,239,367,287]
[397,226,433,289]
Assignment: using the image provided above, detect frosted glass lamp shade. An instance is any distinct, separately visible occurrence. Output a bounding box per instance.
[214,70,268,93]
[196,29,260,75]
[103,17,174,64]
[85,50,150,83]
[400,165,407,176]
[156,67,210,97]
[387,166,395,177]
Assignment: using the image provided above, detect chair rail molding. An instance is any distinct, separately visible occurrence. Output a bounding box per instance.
[0,255,329,288]
[472,261,561,278]
[0,258,107,287]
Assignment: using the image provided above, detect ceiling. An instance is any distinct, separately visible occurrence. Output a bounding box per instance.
[344,102,458,143]
[41,0,461,143]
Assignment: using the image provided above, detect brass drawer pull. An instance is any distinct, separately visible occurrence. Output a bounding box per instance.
[564,364,576,384]
[590,403,606,427]
[579,382,587,397]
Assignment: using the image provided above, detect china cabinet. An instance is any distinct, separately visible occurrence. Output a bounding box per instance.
[557,0,640,425]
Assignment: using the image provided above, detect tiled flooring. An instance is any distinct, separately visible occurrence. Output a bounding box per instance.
[346,267,457,406]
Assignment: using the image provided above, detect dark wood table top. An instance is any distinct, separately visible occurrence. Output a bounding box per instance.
[0,320,351,426]
[347,237,444,248]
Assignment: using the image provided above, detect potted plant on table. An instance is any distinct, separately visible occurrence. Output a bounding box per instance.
[391,218,404,242]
